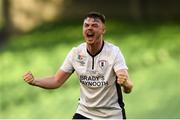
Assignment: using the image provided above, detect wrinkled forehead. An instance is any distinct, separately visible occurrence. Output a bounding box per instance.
[84,17,102,24]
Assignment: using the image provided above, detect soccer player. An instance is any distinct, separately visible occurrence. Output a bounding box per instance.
[23,12,133,119]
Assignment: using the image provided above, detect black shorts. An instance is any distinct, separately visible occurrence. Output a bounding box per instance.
[72,113,90,119]
[72,108,126,119]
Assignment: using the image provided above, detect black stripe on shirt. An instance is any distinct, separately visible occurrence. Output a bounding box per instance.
[115,78,126,119]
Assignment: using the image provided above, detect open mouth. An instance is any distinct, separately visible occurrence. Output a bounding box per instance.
[86,31,95,37]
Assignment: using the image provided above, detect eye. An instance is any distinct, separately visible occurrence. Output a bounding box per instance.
[92,24,98,28]
[84,23,89,28]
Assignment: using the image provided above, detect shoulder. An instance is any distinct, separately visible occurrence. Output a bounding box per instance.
[104,41,121,53]
[68,43,86,58]
[70,43,86,53]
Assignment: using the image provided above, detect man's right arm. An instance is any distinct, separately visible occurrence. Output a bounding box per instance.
[23,70,72,89]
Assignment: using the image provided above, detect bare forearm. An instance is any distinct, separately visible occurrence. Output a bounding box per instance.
[31,76,62,89]
[24,70,71,89]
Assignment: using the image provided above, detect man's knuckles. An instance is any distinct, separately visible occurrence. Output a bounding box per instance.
[117,79,125,85]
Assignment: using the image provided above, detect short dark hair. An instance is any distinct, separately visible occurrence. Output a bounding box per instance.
[85,12,106,24]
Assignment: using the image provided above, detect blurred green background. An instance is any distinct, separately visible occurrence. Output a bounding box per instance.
[0,0,180,119]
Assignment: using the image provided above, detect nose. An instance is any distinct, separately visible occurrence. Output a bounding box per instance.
[87,26,92,30]
[86,24,93,30]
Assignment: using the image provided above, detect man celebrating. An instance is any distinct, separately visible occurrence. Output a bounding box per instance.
[23,12,133,119]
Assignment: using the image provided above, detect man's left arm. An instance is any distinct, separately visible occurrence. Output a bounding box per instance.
[116,69,133,93]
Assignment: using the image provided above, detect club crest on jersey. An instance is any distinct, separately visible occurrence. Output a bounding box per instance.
[98,60,107,69]
[77,53,86,66]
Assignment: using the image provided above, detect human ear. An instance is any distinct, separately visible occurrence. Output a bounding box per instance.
[102,26,106,34]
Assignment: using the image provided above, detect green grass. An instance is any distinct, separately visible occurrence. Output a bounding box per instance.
[0,20,180,118]
[125,59,180,118]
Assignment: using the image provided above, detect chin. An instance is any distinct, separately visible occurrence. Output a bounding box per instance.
[86,39,95,44]
[86,41,94,45]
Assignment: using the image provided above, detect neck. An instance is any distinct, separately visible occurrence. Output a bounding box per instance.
[87,39,103,56]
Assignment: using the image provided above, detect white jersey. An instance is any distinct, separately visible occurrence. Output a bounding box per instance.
[60,41,128,119]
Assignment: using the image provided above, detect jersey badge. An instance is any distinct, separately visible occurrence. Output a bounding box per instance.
[98,60,107,70]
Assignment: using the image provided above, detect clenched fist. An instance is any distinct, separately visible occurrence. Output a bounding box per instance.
[116,70,133,93]
[23,71,34,85]
[117,70,128,86]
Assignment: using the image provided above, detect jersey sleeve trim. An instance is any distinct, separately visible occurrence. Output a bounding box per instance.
[60,48,75,73]
[113,47,128,73]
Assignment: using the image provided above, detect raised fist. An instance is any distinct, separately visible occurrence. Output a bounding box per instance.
[23,71,34,85]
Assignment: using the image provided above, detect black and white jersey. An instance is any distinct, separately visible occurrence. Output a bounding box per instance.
[60,41,128,119]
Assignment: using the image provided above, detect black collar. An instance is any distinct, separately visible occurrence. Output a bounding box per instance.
[87,41,104,57]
